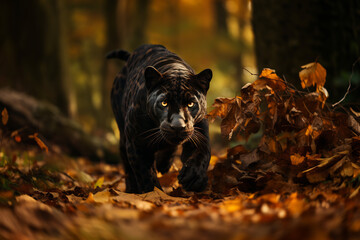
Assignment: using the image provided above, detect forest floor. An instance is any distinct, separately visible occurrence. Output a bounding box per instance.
[1,143,360,240]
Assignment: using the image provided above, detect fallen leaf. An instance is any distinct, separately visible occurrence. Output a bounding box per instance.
[112,192,155,211]
[1,108,8,125]
[286,192,306,217]
[140,187,188,205]
[305,170,328,183]
[239,149,259,168]
[257,193,281,204]
[14,135,21,143]
[85,192,95,203]
[94,176,104,189]
[350,185,360,199]
[28,133,49,153]
[340,161,354,178]
[221,198,242,213]
[350,107,360,118]
[290,154,305,165]
[348,115,360,135]
[92,190,112,203]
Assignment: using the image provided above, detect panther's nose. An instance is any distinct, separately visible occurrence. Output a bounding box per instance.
[170,114,186,132]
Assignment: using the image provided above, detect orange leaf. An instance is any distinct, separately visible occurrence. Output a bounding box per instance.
[299,62,326,91]
[290,154,305,165]
[1,108,8,125]
[255,68,289,92]
[259,68,282,81]
[268,138,277,153]
[29,133,49,153]
[14,135,21,143]
[305,125,313,136]
[286,192,306,217]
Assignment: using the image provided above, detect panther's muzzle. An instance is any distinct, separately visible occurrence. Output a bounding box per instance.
[161,113,193,144]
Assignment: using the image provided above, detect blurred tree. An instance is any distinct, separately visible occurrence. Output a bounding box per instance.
[66,0,107,132]
[0,0,69,114]
[252,0,360,103]
[102,0,151,130]
[130,0,150,49]
[213,0,252,92]
[214,0,229,36]
[102,0,120,130]
[114,0,151,50]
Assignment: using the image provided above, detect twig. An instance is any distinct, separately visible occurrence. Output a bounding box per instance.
[60,171,75,182]
[332,57,360,108]
[243,67,258,76]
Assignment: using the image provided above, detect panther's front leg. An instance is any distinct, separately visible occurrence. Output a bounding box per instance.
[178,119,211,192]
[125,138,161,193]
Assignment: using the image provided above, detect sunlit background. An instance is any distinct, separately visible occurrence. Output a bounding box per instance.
[1,0,359,150]
[67,0,257,136]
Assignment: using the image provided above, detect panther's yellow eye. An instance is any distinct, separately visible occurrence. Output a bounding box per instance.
[188,102,194,108]
[161,101,168,107]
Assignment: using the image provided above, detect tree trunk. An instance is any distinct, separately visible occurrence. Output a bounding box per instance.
[0,0,69,114]
[130,0,150,49]
[214,0,229,36]
[101,0,121,130]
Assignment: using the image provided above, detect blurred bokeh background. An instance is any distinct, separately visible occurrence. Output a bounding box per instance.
[0,0,359,149]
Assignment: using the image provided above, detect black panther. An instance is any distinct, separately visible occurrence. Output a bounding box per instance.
[107,44,212,193]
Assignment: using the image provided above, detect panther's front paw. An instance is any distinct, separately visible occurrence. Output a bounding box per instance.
[178,165,208,192]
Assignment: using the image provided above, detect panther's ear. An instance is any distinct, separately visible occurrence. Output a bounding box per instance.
[192,69,212,93]
[145,66,163,90]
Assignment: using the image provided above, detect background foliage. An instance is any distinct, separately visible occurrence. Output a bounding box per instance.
[0,0,359,147]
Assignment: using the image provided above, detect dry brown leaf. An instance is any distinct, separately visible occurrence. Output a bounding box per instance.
[1,108,8,125]
[255,68,289,92]
[286,192,306,217]
[239,150,259,168]
[85,192,95,203]
[305,171,328,183]
[28,133,49,153]
[259,68,282,81]
[290,154,305,165]
[221,198,242,213]
[84,190,112,204]
[140,187,188,205]
[350,107,360,118]
[207,97,238,120]
[302,151,349,174]
[111,191,155,210]
[348,115,360,135]
[350,185,360,199]
[299,62,326,91]
[340,161,354,178]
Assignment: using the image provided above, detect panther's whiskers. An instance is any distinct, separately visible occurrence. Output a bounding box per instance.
[141,127,160,138]
[188,129,208,150]
[148,130,165,147]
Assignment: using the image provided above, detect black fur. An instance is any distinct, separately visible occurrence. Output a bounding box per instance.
[109,44,212,193]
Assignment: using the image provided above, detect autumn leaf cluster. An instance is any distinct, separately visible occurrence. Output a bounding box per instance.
[208,63,360,192]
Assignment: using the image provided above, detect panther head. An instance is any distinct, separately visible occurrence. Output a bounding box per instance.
[145,65,212,145]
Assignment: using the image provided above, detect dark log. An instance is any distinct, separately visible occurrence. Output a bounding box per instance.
[0,88,119,163]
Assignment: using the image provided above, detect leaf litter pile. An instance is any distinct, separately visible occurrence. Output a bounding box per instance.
[2,63,360,240]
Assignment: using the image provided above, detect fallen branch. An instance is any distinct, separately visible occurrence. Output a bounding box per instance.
[0,88,119,163]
